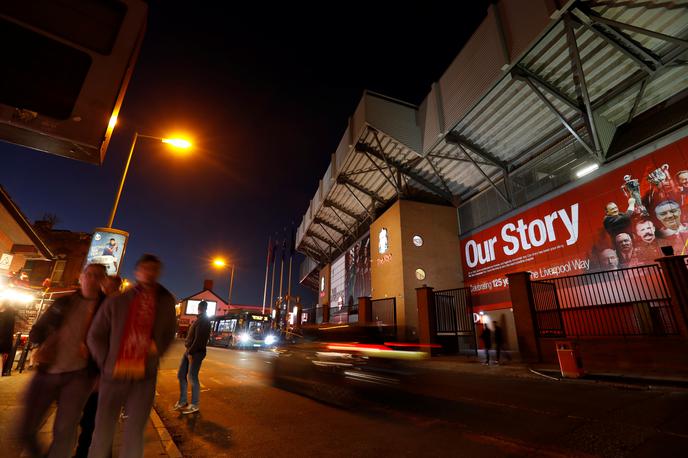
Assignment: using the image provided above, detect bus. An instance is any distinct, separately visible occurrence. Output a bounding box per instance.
[208,311,276,349]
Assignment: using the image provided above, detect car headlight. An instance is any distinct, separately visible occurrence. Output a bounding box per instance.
[239,333,251,343]
[265,334,276,345]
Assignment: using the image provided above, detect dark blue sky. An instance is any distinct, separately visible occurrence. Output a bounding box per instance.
[0,1,488,304]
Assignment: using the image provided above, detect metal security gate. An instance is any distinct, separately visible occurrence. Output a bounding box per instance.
[531,281,565,337]
[371,298,396,325]
[433,287,477,355]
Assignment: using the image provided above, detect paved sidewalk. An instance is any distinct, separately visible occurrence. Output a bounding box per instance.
[420,353,688,388]
[0,370,180,457]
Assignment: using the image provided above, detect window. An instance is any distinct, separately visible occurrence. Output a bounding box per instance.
[51,260,67,282]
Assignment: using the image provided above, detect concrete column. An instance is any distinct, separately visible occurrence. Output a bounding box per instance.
[321,304,330,323]
[416,286,436,353]
[506,272,541,362]
[656,256,688,337]
[358,296,372,324]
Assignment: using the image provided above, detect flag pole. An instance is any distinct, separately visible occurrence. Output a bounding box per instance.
[262,237,271,314]
[269,239,277,316]
[287,227,294,300]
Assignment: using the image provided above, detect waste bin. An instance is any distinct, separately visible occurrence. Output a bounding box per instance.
[555,341,584,378]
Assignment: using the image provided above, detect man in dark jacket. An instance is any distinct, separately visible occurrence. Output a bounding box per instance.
[17,263,106,458]
[174,300,211,414]
[87,254,176,458]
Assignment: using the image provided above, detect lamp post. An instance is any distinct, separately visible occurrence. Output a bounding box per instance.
[212,258,235,305]
[107,132,192,228]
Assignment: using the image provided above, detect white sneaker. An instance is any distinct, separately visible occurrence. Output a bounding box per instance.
[172,402,187,411]
[182,404,199,414]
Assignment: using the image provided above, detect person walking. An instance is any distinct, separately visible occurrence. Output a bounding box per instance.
[493,321,504,364]
[174,300,211,414]
[74,274,123,458]
[479,323,492,365]
[16,263,106,458]
[0,300,23,376]
[87,254,176,458]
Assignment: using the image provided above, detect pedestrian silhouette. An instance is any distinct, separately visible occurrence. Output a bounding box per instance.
[480,323,492,365]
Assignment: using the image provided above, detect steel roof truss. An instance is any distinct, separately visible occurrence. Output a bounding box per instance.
[425,155,454,197]
[341,181,376,221]
[324,199,367,224]
[456,143,514,208]
[511,65,583,115]
[564,14,603,159]
[313,217,347,236]
[317,223,343,252]
[337,175,385,205]
[584,7,688,51]
[307,230,335,251]
[571,8,660,73]
[428,151,494,167]
[521,77,597,159]
[371,130,402,192]
[355,141,453,201]
[443,132,508,170]
[627,76,649,123]
[327,206,357,239]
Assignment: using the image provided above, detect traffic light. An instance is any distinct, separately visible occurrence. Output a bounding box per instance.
[0,0,147,164]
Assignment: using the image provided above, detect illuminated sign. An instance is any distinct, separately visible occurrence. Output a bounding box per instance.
[378,228,389,254]
[85,227,129,276]
[185,300,217,317]
[251,314,269,321]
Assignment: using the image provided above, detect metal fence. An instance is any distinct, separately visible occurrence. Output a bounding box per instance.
[532,265,678,337]
[328,305,358,324]
[371,298,396,325]
[433,287,477,354]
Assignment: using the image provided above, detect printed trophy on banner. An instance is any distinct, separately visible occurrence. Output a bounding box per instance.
[621,174,649,216]
[647,163,678,198]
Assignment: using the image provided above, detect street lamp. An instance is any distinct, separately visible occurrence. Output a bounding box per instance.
[107,132,192,228]
[212,257,235,305]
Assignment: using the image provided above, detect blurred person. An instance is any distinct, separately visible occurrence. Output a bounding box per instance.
[603,199,635,238]
[493,321,504,364]
[102,275,123,296]
[174,300,211,414]
[600,248,620,270]
[17,263,106,458]
[1,300,24,376]
[614,233,638,267]
[74,274,123,457]
[479,322,492,365]
[87,254,176,458]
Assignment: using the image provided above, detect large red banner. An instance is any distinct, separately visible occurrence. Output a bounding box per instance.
[460,136,688,310]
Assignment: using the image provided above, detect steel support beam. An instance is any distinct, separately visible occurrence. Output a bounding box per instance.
[307,230,335,250]
[313,217,347,236]
[317,223,343,252]
[359,149,399,194]
[355,141,453,201]
[371,130,402,193]
[425,155,454,197]
[444,132,508,170]
[326,206,357,239]
[323,199,367,223]
[563,14,602,159]
[337,175,386,205]
[341,182,376,221]
[511,65,583,115]
[428,152,494,167]
[627,77,649,123]
[571,9,660,73]
[456,144,513,208]
[585,10,688,50]
[522,77,597,158]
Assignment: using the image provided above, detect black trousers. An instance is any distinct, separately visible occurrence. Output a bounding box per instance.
[74,391,98,458]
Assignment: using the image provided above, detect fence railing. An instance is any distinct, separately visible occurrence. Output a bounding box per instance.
[433,287,477,354]
[532,265,678,337]
[371,297,396,325]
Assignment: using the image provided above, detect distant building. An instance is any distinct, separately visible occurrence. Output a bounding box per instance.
[0,185,54,287]
[27,220,91,288]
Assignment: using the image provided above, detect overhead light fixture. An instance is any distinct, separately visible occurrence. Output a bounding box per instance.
[576,163,599,178]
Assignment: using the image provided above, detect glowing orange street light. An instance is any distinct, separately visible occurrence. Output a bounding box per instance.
[107,132,193,228]
[212,257,235,305]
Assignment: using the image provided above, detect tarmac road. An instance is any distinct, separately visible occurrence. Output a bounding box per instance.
[154,340,688,457]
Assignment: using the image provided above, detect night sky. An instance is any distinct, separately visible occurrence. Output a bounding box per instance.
[0,1,489,305]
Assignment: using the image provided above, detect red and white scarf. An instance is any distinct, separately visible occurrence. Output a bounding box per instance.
[113,286,157,379]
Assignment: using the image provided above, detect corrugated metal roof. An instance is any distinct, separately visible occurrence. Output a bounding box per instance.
[296,0,688,271]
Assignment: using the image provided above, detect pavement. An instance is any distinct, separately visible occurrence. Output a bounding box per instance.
[3,344,687,457]
[0,369,181,457]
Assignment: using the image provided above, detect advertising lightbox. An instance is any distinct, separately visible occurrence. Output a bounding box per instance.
[85,228,129,276]
[185,300,217,317]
